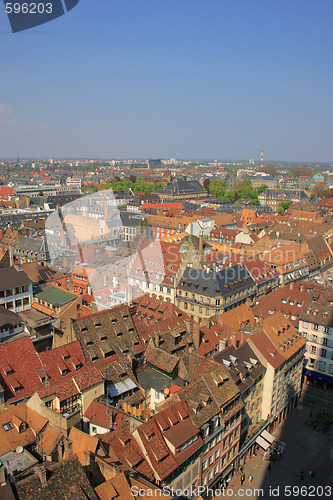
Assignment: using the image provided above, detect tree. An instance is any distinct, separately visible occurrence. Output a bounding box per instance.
[249,199,260,206]
[310,183,331,199]
[258,184,268,194]
[278,201,293,215]
[259,165,277,176]
[290,166,313,178]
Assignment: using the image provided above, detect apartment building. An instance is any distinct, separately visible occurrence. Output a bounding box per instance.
[258,188,309,208]
[260,243,309,285]
[176,264,256,322]
[0,267,33,313]
[299,289,333,389]
[248,313,306,431]
[166,366,243,488]
[214,343,265,445]
[129,238,199,303]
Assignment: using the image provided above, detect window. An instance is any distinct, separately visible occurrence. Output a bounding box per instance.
[2,422,13,432]
[216,299,220,306]
[203,460,207,471]
[311,346,316,354]
[321,349,327,358]
[318,361,326,372]
[45,400,52,408]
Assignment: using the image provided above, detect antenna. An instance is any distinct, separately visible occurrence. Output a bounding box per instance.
[260,145,264,169]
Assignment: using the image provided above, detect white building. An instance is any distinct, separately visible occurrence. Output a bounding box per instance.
[299,289,333,388]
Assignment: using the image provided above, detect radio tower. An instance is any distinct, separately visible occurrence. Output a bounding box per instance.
[260,145,264,168]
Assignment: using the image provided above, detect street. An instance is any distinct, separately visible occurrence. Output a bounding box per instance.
[217,386,333,499]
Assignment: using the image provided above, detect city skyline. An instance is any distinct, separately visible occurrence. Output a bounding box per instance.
[1,1,333,161]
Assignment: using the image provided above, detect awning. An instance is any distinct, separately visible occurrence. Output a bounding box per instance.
[256,436,270,450]
[303,369,333,383]
[261,429,275,444]
[108,378,137,398]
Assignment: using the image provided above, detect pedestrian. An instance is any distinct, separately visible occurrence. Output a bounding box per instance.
[240,465,244,473]
[241,473,245,486]
[300,471,304,480]
[249,475,253,483]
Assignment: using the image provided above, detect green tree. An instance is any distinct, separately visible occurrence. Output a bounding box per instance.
[278,201,293,215]
[257,184,268,194]
[249,199,260,206]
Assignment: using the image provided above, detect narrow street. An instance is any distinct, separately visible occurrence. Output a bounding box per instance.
[215,386,333,499]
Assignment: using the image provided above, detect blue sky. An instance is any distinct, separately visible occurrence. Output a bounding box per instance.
[1,0,333,161]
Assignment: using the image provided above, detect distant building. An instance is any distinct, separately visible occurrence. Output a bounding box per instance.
[154,179,207,201]
[258,188,309,208]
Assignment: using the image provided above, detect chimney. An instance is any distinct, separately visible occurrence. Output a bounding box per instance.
[199,231,203,262]
[218,338,227,352]
[184,317,191,334]
[35,466,47,488]
[231,331,237,347]
[246,297,251,310]
[154,334,160,348]
[9,246,14,267]
[192,322,202,349]
[289,282,294,290]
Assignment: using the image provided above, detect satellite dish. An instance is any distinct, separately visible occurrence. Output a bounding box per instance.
[16,446,23,454]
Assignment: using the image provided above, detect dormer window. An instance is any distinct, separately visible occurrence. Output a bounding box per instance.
[2,422,13,432]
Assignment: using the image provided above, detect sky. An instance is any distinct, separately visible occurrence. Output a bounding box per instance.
[1,0,333,162]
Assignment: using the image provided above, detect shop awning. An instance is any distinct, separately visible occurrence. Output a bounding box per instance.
[256,436,270,450]
[261,429,275,444]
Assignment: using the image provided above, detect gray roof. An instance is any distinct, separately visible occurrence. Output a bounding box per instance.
[0,305,22,328]
[178,264,255,298]
[0,267,33,290]
[14,237,45,253]
[154,180,207,196]
[120,213,141,227]
[261,188,309,199]
[137,367,185,393]
[214,343,265,395]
